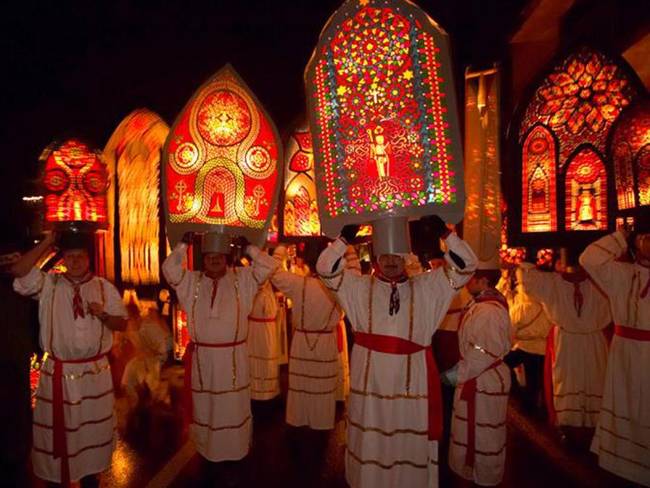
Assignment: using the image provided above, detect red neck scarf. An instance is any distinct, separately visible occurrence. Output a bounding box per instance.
[373,268,408,316]
[62,273,93,320]
[562,270,587,316]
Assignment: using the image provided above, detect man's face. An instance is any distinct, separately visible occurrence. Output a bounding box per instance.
[465,275,485,296]
[635,233,650,262]
[377,254,405,279]
[203,252,228,278]
[63,249,90,278]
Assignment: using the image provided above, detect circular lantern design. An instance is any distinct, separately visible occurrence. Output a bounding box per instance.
[197,90,252,146]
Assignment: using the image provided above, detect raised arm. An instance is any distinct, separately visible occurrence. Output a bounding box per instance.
[441,232,478,290]
[517,263,558,305]
[267,246,304,297]
[247,245,279,284]
[162,242,190,289]
[579,231,631,291]
[10,232,55,278]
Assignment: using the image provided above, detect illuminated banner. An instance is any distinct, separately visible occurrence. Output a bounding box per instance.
[41,139,109,228]
[305,0,464,237]
[162,64,282,246]
[283,122,321,237]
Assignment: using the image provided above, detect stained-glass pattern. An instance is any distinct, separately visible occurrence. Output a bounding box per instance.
[104,109,169,285]
[163,64,281,246]
[306,0,464,236]
[564,147,608,231]
[283,123,321,237]
[41,139,109,227]
[521,125,557,232]
[609,98,650,208]
[520,47,639,165]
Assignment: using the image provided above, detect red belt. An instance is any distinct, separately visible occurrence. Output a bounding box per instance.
[354,332,442,441]
[182,340,246,429]
[544,325,558,426]
[295,328,333,334]
[248,316,276,323]
[50,352,108,487]
[615,325,650,341]
[459,359,504,469]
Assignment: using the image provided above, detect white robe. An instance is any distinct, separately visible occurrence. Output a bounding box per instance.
[317,234,477,488]
[271,269,343,430]
[13,269,127,483]
[580,231,650,486]
[248,281,280,400]
[449,294,512,487]
[519,264,611,427]
[162,243,277,462]
[509,285,553,356]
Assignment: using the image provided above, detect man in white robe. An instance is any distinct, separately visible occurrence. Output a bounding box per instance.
[580,228,650,486]
[317,217,477,488]
[518,260,610,428]
[12,231,128,487]
[248,280,280,400]
[162,233,278,465]
[443,264,511,487]
[271,245,348,430]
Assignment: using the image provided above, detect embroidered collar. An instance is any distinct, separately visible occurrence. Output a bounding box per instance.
[62,272,94,287]
[373,268,408,285]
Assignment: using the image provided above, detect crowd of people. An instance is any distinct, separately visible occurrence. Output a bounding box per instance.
[0,217,648,487]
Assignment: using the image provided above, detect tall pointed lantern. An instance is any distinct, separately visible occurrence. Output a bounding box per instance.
[162,64,282,246]
[305,0,464,242]
[283,121,321,237]
[104,109,170,285]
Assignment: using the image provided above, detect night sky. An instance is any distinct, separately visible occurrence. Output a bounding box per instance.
[0,0,525,230]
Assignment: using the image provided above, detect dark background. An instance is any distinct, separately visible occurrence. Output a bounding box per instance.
[0,0,526,232]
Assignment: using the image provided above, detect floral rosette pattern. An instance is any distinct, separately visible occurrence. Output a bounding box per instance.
[305,0,464,236]
[163,64,281,245]
[41,139,109,228]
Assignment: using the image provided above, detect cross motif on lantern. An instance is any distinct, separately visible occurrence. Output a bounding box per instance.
[252,185,268,217]
[171,181,188,211]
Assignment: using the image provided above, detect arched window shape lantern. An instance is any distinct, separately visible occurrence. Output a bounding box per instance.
[518,47,641,234]
[609,98,650,209]
[521,125,557,232]
[564,147,608,231]
[283,124,321,237]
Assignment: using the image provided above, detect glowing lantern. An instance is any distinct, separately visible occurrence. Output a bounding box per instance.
[283,122,321,237]
[305,0,464,236]
[104,109,169,285]
[41,139,109,228]
[609,98,650,209]
[162,64,281,246]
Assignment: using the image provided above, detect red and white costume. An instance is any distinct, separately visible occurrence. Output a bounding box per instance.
[13,269,127,483]
[448,289,511,486]
[317,233,477,488]
[248,280,280,400]
[519,263,611,427]
[580,231,650,486]
[271,267,343,430]
[162,243,277,462]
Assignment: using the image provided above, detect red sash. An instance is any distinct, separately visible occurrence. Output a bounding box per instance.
[294,328,333,334]
[50,352,108,487]
[614,325,650,341]
[459,359,503,469]
[354,332,442,441]
[182,340,246,429]
[248,316,276,323]
[336,321,344,353]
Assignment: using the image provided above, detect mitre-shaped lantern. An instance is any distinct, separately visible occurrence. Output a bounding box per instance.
[305,0,465,238]
[162,64,282,246]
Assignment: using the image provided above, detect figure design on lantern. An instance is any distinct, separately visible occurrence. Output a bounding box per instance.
[368,125,391,178]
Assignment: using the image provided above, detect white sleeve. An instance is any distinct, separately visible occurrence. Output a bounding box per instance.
[102,280,128,318]
[441,233,478,290]
[579,231,633,292]
[13,267,46,298]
